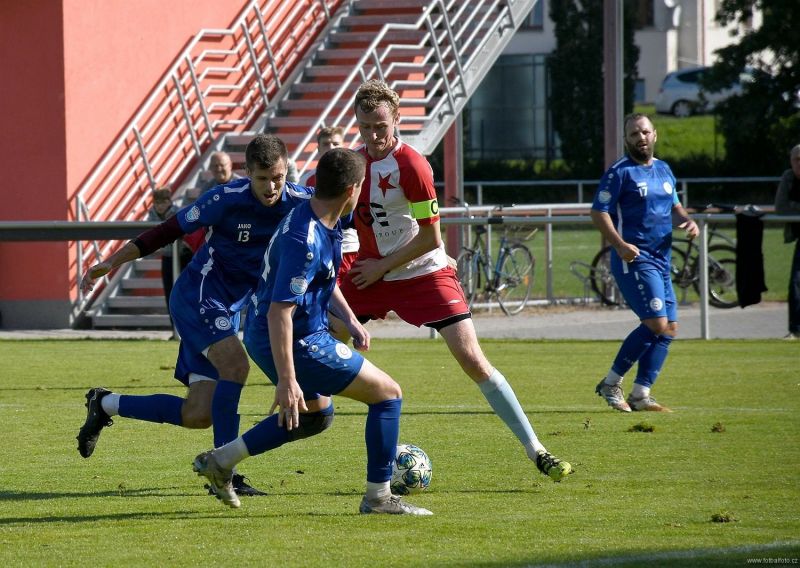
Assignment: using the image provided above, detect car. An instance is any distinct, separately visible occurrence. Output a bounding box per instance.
[654,66,757,117]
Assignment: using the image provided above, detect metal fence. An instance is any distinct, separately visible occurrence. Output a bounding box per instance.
[3,210,799,338]
[437,176,781,205]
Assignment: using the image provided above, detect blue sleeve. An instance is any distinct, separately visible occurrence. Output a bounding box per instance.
[285,182,315,202]
[592,167,622,212]
[664,163,680,206]
[269,231,319,306]
[176,187,226,233]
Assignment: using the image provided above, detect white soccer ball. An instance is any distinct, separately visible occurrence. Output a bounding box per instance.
[391,443,432,495]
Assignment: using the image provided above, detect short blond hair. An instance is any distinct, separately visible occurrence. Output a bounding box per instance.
[318,125,344,142]
[354,80,400,118]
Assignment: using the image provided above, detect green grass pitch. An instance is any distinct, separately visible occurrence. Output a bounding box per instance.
[0,338,798,566]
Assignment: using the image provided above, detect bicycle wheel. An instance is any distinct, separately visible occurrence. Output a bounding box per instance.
[456,249,481,309]
[669,245,690,288]
[496,245,534,316]
[692,244,738,309]
[590,246,623,306]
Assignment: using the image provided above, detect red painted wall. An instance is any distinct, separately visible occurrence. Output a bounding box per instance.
[0,0,244,325]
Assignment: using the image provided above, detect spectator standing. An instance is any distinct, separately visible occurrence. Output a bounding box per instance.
[591,113,698,413]
[775,143,800,340]
[147,187,193,332]
[200,151,242,192]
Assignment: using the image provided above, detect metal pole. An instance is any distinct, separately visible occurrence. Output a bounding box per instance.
[444,114,463,257]
[546,207,553,302]
[603,0,624,168]
[698,218,710,339]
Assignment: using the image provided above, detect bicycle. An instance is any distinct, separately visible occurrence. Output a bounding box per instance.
[455,219,537,316]
[589,204,738,309]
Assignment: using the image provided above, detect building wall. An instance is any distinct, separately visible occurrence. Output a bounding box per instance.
[0,1,245,328]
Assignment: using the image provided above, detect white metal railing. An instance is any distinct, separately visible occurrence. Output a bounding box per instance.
[438,211,798,339]
[6,211,798,338]
[283,0,535,176]
[72,0,343,321]
[438,176,781,205]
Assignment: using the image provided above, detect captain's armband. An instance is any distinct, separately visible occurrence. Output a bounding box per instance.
[409,198,439,220]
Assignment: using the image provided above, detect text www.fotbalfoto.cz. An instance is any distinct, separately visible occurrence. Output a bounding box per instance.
[746,559,798,565]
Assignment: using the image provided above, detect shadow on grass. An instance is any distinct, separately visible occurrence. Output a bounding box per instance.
[0,487,192,503]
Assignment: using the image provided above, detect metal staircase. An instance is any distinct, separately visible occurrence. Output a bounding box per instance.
[91,257,172,328]
[83,0,537,329]
[259,0,537,174]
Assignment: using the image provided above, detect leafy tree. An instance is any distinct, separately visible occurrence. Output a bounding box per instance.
[548,0,639,178]
[705,0,800,174]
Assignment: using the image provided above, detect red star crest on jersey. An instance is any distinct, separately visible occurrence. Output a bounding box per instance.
[377,173,396,196]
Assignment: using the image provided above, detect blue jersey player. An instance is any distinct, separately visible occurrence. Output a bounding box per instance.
[78,135,312,497]
[591,114,698,413]
[192,148,432,515]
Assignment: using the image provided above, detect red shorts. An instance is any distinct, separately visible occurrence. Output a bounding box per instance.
[339,266,469,327]
[337,251,359,286]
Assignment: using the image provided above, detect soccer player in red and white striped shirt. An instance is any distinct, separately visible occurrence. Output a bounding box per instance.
[338,80,573,482]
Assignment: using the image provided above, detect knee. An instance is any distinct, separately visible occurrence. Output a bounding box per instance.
[458,352,493,382]
[221,358,250,384]
[387,380,402,400]
[287,408,335,442]
[643,320,670,336]
[664,322,679,338]
[181,406,212,429]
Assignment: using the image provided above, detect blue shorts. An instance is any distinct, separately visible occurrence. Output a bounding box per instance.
[244,329,363,400]
[169,270,245,385]
[612,261,677,322]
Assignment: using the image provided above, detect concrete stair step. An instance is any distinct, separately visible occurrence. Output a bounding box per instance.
[92,314,172,328]
[329,29,428,45]
[355,0,428,9]
[292,81,360,94]
[135,258,161,271]
[341,14,420,26]
[315,47,429,61]
[107,296,167,309]
[120,278,164,289]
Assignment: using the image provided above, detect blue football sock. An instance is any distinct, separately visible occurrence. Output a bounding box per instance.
[635,334,674,388]
[611,324,659,376]
[240,404,334,457]
[365,398,402,483]
[241,414,290,457]
[212,380,243,448]
[478,369,542,457]
[118,394,183,426]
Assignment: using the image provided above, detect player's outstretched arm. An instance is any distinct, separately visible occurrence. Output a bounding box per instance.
[267,301,307,430]
[81,241,142,292]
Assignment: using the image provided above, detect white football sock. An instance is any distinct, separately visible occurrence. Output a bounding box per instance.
[100,393,120,416]
[213,437,250,470]
[630,383,650,399]
[478,369,545,460]
[603,370,624,386]
[366,481,391,501]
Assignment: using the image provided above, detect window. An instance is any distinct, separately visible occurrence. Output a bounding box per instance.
[676,70,704,84]
[521,0,544,30]
[464,54,556,160]
[633,0,654,29]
